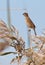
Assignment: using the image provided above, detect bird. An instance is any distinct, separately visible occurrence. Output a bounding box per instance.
[23,12,37,35]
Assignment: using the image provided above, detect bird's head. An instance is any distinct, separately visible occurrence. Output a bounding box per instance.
[23,12,28,17]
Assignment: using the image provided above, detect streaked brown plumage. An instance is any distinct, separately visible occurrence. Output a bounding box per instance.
[23,12,37,35]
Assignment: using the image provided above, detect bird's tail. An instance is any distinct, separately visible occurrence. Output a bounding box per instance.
[34,28,37,36]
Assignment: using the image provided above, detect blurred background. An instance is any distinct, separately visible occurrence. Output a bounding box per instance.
[0,0,45,65]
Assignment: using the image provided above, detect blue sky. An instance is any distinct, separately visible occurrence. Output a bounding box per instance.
[0,0,45,65]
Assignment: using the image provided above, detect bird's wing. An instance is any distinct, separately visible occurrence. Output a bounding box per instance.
[29,17,35,28]
[25,17,35,28]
